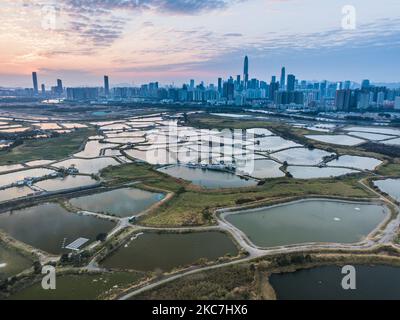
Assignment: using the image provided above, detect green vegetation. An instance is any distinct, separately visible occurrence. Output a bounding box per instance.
[132,264,255,300]
[377,160,400,176]
[102,163,374,227]
[142,177,374,227]
[101,162,185,193]
[132,250,400,300]
[8,271,144,300]
[0,128,96,165]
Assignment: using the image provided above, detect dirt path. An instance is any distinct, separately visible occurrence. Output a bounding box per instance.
[117,180,400,300]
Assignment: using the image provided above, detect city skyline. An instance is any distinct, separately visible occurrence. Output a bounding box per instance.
[0,0,400,87]
[21,57,399,112]
[13,56,400,91]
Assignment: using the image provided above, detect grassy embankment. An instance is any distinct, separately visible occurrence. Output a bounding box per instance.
[0,128,96,165]
[131,250,400,300]
[5,269,145,300]
[101,162,374,227]
[376,159,400,176]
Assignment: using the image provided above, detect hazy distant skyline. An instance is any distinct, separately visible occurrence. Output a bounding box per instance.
[1,0,400,87]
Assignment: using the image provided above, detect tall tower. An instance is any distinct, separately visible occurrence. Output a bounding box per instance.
[104,75,110,97]
[287,74,295,92]
[32,72,39,95]
[280,67,286,90]
[243,56,249,89]
[57,79,63,96]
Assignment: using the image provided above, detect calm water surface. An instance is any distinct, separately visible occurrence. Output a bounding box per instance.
[158,165,257,189]
[69,188,164,217]
[0,203,115,254]
[226,199,387,247]
[270,265,400,300]
[101,231,238,272]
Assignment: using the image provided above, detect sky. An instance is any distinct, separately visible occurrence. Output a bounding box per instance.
[0,0,399,87]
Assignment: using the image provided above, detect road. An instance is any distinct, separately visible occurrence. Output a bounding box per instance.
[117,178,400,300]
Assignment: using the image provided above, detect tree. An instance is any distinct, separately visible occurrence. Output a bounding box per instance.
[96,233,108,242]
[33,260,42,274]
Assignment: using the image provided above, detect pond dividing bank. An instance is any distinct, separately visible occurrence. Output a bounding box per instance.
[270,265,400,300]
[223,199,388,248]
[100,231,239,272]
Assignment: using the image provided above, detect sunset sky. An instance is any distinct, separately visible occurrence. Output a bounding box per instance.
[0,0,399,87]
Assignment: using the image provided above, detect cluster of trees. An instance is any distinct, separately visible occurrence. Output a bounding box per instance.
[362,142,400,158]
[273,253,313,267]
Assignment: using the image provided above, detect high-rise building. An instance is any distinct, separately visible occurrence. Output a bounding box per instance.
[395,96,400,110]
[67,87,99,101]
[217,78,222,95]
[56,79,63,96]
[358,92,370,109]
[335,89,356,111]
[280,67,286,90]
[243,56,249,88]
[32,72,39,95]
[361,79,370,90]
[190,79,195,89]
[104,75,110,97]
[287,74,295,92]
[320,80,327,99]
[376,91,385,106]
[223,81,234,100]
[269,77,279,101]
[41,84,46,96]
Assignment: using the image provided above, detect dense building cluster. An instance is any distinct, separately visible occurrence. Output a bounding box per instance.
[1,56,399,111]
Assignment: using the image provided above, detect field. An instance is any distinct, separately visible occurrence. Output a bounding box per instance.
[131,251,400,300]
[132,264,256,300]
[0,128,96,165]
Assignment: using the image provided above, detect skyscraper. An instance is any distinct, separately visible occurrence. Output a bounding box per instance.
[320,80,327,99]
[395,96,400,110]
[218,78,222,95]
[280,67,286,90]
[223,81,234,100]
[57,79,63,95]
[243,56,249,89]
[41,84,45,96]
[361,79,370,90]
[32,72,38,95]
[104,75,110,97]
[269,76,278,101]
[287,74,295,92]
